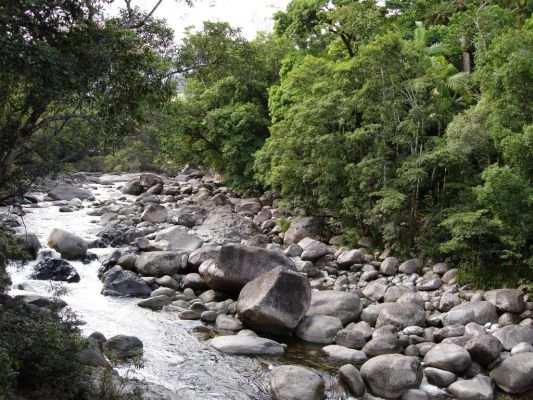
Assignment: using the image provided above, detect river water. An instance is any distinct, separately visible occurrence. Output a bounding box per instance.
[5,175,356,400]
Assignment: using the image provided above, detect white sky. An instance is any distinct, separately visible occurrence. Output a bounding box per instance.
[107,0,291,41]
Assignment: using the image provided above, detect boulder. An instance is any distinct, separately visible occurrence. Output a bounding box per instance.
[384,286,415,302]
[399,259,422,274]
[322,345,367,363]
[154,226,203,252]
[335,326,368,349]
[135,251,185,277]
[48,184,94,201]
[237,266,311,335]
[101,266,152,297]
[493,325,533,351]
[360,354,423,399]
[464,335,503,365]
[490,353,533,394]
[137,295,172,310]
[511,342,533,355]
[362,280,388,302]
[306,290,362,325]
[423,367,456,387]
[209,335,284,356]
[296,315,343,344]
[203,244,295,292]
[234,199,262,214]
[380,257,399,275]
[362,334,402,356]
[443,302,498,326]
[172,206,207,228]
[18,233,41,259]
[141,204,167,223]
[79,337,109,367]
[195,209,260,244]
[376,303,426,329]
[270,365,324,400]
[448,375,494,400]
[215,314,243,331]
[139,174,163,191]
[423,343,471,373]
[300,239,329,261]
[283,217,327,245]
[122,178,143,195]
[32,258,80,283]
[484,289,526,313]
[47,228,87,259]
[416,277,442,291]
[103,335,143,360]
[339,364,365,397]
[361,303,395,326]
[337,250,365,268]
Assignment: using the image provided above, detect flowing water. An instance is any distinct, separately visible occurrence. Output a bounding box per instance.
[5,175,356,400]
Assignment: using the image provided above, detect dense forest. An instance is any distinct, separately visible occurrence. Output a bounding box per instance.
[1,0,532,286]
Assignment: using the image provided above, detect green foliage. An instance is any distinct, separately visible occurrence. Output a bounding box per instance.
[278,218,291,233]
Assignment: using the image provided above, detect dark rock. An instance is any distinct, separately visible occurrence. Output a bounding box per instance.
[103,335,143,360]
[32,258,80,283]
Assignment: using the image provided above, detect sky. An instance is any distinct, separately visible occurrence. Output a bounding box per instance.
[106,0,291,41]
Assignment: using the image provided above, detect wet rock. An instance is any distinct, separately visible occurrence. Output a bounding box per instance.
[493,325,533,350]
[210,335,285,356]
[464,334,503,365]
[135,251,186,277]
[322,345,367,363]
[101,266,152,297]
[490,353,533,394]
[32,258,80,283]
[16,293,67,309]
[306,290,362,325]
[141,203,168,223]
[423,343,471,373]
[484,289,526,313]
[237,266,311,335]
[283,217,327,246]
[360,354,423,399]
[448,375,494,400]
[296,315,343,344]
[270,365,324,400]
[47,228,88,259]
[339,364,365,397]
[103,335,143,360]
[376,303,426,329]
[48,184,94,201]
[203,244,295,292]
[137,295,172,310]
[154,226,203,252]
[423,367,456,387]
[443,302,498,326]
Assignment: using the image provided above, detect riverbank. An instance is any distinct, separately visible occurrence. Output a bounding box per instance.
[2,167,533,400]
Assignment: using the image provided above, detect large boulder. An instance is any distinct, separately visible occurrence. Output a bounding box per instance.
[306,290,362,325]
[270,365,324,400]
[48,184,94,201]
[47,228,88,259]
[375,303,426,329]
[237,266,311,335]
[209,335,284,356]
[283,217,327,245]
[195,209,260,244]
[154,226,203,252]
[464,335,503,365]
[296,315,343,344]
[339,364,365,397]
[18,233,41,259]
[360,354,423,399]
[101,266,151,297]
[141,204,168,223]
[443,302,498,326]
[380,257,399,275]
[135,251,186,277]
[103,335,143,360]
[484,289,526,313]
[121,178,144,195]
[202,244,295,292]
[122,174,163,195]
[490,353,533,394]
[32,258,80,283]
[490,353,533,393]
[423,343,471,373]
[448,375,494,400]
[492,325,533,351]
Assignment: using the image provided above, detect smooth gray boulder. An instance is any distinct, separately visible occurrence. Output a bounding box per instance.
[490,353,533,394]
[362,280,388,302]
[464,335,503,365]
[283,217,327,245]
[137,295,172,310]
[380,257,399,275]
[141,203,167,223]
[423,367,456,387]
[48,184,94,201]
[154,226,203,252]
[300,239,329,261]
[209,335,284,356]
[322,345,367,363]
[337,250,365,268]
[443,302,498,326]
[101,266,151,297]
[448,375,494,400]
[195,209,260,244]
[47,228,88,259]
[484,289,526,313]
[511,342,533,355]
[360,354,423,399]
[339,364,365,397]
[361,303,395,326]
[270,365,324,400]
[376,303,426,329]
[335,326,368,349]
[306,290,362,325]
[296,315,343,344]
[103,335,143,360]
[237,266,311,335]
[362,334,402,356]
[398,259,422,274]
[135,251,185,277]
[493,325,533,350]
[203,244,295,292]
[423,343,471,373]
[215,314,244,331]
